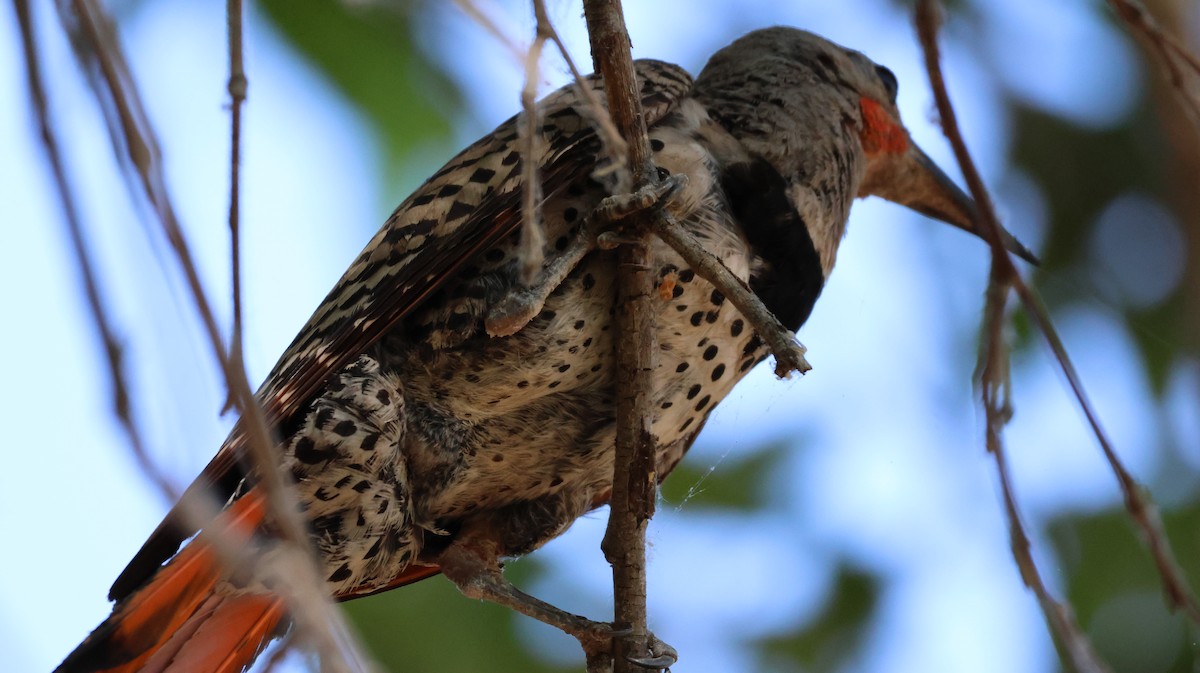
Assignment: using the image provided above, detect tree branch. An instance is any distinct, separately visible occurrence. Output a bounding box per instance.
[916,2,1200,669]
[581,2,660,670]
[225,0,247,388]
[52,0,375,668]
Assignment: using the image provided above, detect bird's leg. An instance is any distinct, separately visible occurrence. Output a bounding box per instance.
[437,542,677,671]
[594,173,686,224]
[485,225,597,337]
[484,174,687,337]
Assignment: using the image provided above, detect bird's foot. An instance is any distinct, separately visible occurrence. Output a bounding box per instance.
[439,543,677,671]
[594,173,687,223]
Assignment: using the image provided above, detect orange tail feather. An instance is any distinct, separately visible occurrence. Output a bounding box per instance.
[58,493,286,673]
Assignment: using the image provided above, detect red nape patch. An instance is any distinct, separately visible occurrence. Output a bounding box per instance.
[858,97,908,155]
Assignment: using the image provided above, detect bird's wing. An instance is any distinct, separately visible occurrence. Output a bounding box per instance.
[109,60,694,602]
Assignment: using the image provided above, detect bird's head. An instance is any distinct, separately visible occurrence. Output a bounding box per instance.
[694,26,1037,275]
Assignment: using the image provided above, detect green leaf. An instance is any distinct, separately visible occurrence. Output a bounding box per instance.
[755,566,880,672]
[1048,502,1200,673]
[343,558,577,673]
[257,0,460,170]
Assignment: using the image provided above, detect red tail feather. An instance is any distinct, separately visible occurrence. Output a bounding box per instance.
[57,494,285,673]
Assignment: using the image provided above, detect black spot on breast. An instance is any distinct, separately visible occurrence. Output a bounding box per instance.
[730,319,744,337]
[676,362,689,373]
[711,364,726,381]
[686,384,701,400]
[564,207,579,222]
[333,420,357,437]
[651,138,665,151]
[702,345,719,361]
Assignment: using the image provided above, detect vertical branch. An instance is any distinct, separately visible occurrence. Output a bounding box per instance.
[226,0,247,373]
[53,0,375,668]
[581,1,660,670]
[11,0,180,503]
[1107,0,1200,136]
[517,2,549,282]
[916,1,1200,668]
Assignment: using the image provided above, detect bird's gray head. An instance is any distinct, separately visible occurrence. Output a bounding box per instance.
[693,27,1035,275]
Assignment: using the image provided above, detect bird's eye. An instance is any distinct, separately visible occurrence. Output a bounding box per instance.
[875,65,898,103]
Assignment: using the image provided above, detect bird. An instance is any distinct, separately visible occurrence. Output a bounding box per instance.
[58,26,1035,673]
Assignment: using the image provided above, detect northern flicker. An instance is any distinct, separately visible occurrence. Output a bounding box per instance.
[58,26,1034,673]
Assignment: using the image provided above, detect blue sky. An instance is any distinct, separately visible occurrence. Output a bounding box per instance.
[1,0,1190,671]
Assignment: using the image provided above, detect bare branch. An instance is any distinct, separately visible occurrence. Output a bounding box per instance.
[226,0,247,387]
[51,0,376,668]
[516,3,549,282]
[581,1,660,671]
[915,1,1200,663]
[13,0,181,504]
[1107,0,1200,137]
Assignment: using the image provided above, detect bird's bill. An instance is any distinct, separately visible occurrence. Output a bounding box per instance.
[868,142,1040,265]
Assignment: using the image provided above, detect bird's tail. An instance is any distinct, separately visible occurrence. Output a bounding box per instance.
[57,492,288,673]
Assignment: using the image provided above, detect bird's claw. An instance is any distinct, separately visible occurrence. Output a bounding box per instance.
[626,633,678,670]
[594,174,688,224]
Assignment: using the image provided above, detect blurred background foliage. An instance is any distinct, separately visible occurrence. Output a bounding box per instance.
[8,0,1199,671]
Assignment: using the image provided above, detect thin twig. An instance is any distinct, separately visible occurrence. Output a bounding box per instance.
[978,260,1112,673]
[581,1,660,671]
[916,0,1200,654]
[226,0,247,388]
[451,0,627,280]
[13,0,180,504]
[516,2,549,282]
[653,212,811,377]
[538,0,628,191]
[53,0,375,668]
[17,4,317,665]
[1107,0,1200,137]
